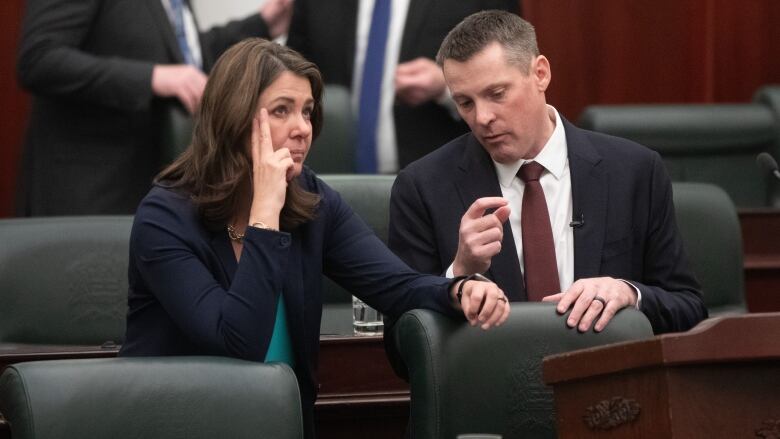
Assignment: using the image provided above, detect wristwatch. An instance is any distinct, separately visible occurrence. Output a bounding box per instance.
[456,273,492,303]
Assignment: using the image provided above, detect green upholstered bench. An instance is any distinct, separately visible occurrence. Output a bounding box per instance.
[0,356,302,439]
[579,103,778,207]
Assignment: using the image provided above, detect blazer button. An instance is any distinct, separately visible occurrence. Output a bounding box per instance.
[280,235,291,247]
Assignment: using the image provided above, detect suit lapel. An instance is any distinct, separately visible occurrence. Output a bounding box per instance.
[145,0,185,64]
[563,118,608,280]
[455,136,526,301]
[399,0,433,61]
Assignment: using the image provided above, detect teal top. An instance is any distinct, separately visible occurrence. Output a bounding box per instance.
[264,294,294,365]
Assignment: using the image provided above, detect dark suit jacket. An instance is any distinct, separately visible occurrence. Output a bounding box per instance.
[388,117,708,334]
[16,0,269,215]
[119,168,459,438]
[286,0,519,169]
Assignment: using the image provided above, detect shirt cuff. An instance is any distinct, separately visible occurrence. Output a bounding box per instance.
[445,263,455,278]
[618,279,642,309]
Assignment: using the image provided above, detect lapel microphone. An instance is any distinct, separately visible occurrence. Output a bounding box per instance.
[569,213,585,228]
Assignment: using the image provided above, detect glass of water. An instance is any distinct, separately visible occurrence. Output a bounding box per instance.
[352,296,383,336]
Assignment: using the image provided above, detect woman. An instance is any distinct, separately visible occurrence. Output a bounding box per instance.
[120,38,509,437]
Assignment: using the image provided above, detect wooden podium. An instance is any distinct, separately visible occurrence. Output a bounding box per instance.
[543,313,780,438]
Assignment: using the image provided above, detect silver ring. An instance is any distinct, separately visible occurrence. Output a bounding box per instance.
[592,296,607,307]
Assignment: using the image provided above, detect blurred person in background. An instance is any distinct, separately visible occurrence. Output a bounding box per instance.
[286,0,519,174]
[16,0,292,215]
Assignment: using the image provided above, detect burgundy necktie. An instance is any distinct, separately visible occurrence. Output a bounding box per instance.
[518,161,560,301]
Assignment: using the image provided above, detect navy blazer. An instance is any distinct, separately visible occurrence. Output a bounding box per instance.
[120,168,458,437]
[388,117,708,334]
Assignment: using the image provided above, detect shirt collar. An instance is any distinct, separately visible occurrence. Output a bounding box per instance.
[494,105,568,188]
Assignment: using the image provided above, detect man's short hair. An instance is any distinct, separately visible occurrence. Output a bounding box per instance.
[436,10,539,73]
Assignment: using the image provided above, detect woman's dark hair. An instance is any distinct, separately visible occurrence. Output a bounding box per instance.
[156,38,322,230]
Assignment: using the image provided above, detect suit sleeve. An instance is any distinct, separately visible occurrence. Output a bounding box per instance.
[131,194,286,361]
[388,169,448,276]
[16,0,155,111]
[634,153,708,333]
[320,181,459,319]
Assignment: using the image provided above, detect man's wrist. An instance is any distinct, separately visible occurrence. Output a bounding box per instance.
[618,279,641,309]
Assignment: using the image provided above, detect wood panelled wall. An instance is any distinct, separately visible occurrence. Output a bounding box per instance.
[0,0,27,217]
[1,0,779,216]
[523,0,780,120]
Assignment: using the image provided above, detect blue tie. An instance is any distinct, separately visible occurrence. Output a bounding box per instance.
[356,0,391,173]
[169,0,198,67]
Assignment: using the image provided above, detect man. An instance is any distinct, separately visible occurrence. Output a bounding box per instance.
[388,10,707,334]
[286,0,519,173]
[16,0,291,215]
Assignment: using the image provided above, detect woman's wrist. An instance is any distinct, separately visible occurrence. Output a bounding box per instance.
[248,206,281,231]
[451,273,492,304]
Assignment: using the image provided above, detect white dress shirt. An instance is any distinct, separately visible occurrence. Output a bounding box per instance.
[353,0,411,174]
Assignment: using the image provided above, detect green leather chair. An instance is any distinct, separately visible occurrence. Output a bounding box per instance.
[754,85,780,207]
[159,103,194,166]
[0,216,133,345]
[0,357,302,439]
[318,174,396,334]
[393,303,653,439]
[306,85,355,173]
[672,182,745,315]
[578,103,778,207]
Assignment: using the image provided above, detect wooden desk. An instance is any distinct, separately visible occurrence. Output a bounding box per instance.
[543,313,780,438]
[316,335,409,438]
[0,335,409,439]
[739,209,780,312]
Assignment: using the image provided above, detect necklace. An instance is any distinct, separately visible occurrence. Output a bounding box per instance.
[227,224,244,242]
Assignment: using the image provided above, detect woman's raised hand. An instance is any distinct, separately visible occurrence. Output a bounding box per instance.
[248,108,294,229]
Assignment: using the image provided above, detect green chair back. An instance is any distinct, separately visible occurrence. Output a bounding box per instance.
[307,85,355,173]
[672,182,745,314]
[0,216,132,345]
[393,303,653,439]
[579,103,778,207]
[0,357,303,439]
